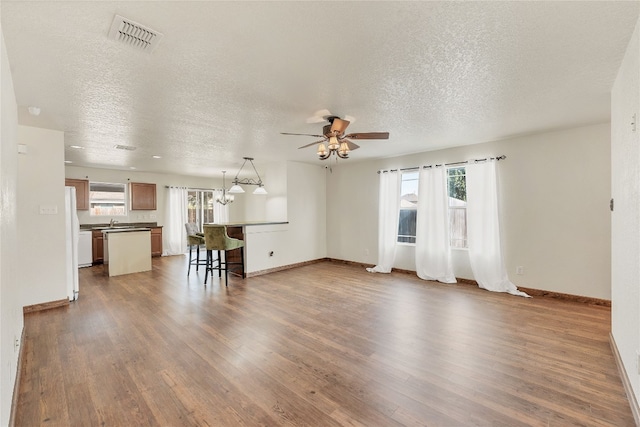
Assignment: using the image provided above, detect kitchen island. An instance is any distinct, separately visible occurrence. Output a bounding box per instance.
[103,228,152,277]
[205,221,288,278]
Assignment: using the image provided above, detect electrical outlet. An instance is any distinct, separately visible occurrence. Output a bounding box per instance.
[14,336,19,353]
[516,266,524,275]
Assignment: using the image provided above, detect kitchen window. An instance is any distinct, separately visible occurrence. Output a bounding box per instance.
[89,182,127,216]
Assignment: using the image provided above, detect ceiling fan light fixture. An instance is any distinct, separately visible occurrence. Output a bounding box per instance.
[328,136,339,151]
[317,142,327,156]
[338,141,350,157]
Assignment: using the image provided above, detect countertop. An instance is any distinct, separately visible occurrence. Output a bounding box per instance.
[101,227,151,234]
[81,222,161,231]
[204,221,288,227]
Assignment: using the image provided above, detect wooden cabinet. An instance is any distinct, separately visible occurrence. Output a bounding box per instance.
[92,230,104,264]
[130,182,156,210]
[65,178,89,210]
[151,227,163,257]
[93,227,161,263]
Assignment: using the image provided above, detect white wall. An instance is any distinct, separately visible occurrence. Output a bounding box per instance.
[611,16,640,407]
[18,126,67,307]
[327,123,612,300]
[0,28,24,427]
[245,161,326,273]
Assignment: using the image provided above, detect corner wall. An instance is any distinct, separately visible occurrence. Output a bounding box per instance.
[611,16,640,410]
[0,28,24,426]
[18,126,67,307]
[327,123,611,300]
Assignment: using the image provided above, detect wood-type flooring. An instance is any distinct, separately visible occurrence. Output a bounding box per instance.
[14,257,635,426]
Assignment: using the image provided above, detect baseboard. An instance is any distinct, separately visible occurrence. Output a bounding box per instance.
[323,258,610,306]
[9,327,25,427]
[610,333,640,426]
[246,258,327,278]
[22,298,69,314]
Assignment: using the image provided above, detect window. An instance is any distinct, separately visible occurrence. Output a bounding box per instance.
[448,167,467,248]
[398,171,419,243]
[89,182,127,216]
[187,190,215,231]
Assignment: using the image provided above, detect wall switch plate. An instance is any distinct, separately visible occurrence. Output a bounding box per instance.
[516,266,524,275]
[39,205,57,215]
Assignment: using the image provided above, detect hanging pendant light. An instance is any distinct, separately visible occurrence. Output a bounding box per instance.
[215,171,235,205]
[228,157,268,194]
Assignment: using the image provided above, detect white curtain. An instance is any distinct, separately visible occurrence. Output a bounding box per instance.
[466,162,530,297]
[367,170,401,273]
[163,187,188,256]
[212,190,229,223]
[415,167,456,283]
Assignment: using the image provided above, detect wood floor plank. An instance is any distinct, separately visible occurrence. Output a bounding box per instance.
[14,257,635,426]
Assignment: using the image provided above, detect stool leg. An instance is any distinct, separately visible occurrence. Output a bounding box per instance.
[225,250,229,286]
[204,249,211,285]
[218,250,222,278]
[196,245,201,272]
[187,245,193,276]
[240,246,245,279]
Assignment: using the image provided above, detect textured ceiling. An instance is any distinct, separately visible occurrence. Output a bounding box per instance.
[2,1,639,177]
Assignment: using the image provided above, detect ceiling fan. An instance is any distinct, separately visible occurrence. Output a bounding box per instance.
[281,113,389,160]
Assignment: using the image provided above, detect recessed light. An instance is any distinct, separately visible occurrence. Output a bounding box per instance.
[28,106,41,116]
[129,166,136,170]
[69,145,84,149]
[64,160,72,164]
[152,155,161,159]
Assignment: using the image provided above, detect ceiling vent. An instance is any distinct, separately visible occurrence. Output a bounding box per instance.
[108,15,163,53]
[114,144,137,151]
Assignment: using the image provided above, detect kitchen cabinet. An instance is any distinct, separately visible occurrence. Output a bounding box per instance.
[130,182,156,210]
[65,178,89,210]
[92,229,104,264]
[151,227,163,257]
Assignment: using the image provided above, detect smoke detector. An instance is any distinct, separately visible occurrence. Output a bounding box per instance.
[108,15,163,53]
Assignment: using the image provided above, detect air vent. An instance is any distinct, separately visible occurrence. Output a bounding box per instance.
[114,145,137,151]
[108,15,163,53]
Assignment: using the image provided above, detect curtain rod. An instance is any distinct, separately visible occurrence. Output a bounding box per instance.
[377,155,506,174]
[165,186,220,191]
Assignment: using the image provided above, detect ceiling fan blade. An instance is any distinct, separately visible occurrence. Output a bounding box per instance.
[344,132,389,140]
[281,132,325,138]
[306,109,332,123]
[330,118,350,135]
[298,139,327,149]
[344,115,356,124]
[342,138,360,151]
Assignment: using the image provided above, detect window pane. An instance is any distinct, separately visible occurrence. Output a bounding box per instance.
[398,209,417,243]
[447,167,467,248]
[398,171,418,243]
[89,182,126,216]
[187,190,215,231]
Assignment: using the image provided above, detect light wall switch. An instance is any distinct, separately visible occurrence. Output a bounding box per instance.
[39,205,58,215]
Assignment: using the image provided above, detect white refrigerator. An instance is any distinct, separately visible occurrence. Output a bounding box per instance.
[64,186,80,301]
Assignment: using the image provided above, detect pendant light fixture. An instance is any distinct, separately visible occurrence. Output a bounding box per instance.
[215,171,235,205]
[228,157,267,195]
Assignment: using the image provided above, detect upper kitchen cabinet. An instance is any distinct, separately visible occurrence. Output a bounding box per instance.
[129,182,157,210]
[65,178,89,210]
